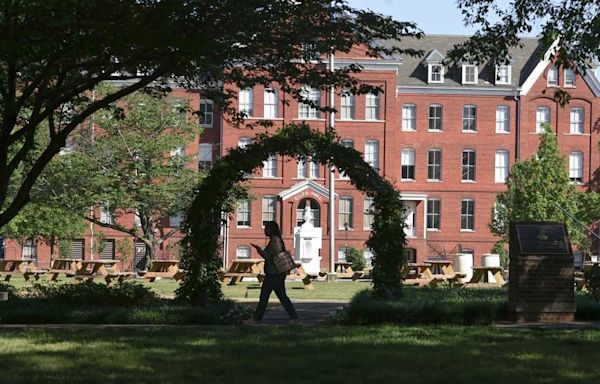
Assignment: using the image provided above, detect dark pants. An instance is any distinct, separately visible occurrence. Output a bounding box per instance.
[253,273,298,321]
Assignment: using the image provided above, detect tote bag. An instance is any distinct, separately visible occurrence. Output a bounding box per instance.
[272,249,295,274]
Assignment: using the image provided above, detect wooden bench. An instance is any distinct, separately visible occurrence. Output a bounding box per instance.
[142,260,185,282]
[221,259,264,285]
[0,260,47,282]
[47,258,81,281]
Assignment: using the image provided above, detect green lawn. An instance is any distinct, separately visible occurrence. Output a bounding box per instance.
[0,325,599,383]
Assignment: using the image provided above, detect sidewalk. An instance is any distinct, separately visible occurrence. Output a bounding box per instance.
[235,299,348,325]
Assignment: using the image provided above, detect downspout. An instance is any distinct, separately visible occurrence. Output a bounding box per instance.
[514,87,521,160]
[89,90,96,260]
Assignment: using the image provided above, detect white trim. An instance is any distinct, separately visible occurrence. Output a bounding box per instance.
[278,180,335,201]
[521,39,560,95]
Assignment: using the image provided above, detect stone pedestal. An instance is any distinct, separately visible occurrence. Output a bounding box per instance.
[508,222,575,322]
[294,207,322,275]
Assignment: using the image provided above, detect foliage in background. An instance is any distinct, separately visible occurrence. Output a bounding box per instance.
[177,124,406,305]
[585,264,600,302]
[489,127,600,252]
[491,240,509,268]
[116,238,134,270]
[345,247,366,271]
[0,0,422,229]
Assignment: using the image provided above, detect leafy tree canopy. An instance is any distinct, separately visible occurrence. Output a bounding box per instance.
[0,0,422,228]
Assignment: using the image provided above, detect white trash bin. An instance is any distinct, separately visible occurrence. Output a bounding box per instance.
[481,253,501,283]
[454,253,473,284]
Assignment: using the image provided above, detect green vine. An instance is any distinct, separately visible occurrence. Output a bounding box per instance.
[176,123,406,305]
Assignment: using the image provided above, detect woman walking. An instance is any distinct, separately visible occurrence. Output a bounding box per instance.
[250,221,299,323]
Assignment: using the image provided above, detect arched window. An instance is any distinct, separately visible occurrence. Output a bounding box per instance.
[296,198,320,227]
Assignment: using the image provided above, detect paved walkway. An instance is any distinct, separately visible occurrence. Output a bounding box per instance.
[235,299,348,325]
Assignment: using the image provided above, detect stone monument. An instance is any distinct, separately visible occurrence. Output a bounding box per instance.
[294,207,322,275]
[508,221,575,322]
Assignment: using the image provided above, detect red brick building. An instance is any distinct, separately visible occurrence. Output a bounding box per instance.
[2,36,599,270]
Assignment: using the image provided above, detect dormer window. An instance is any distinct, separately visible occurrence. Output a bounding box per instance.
[495,65,511,85]
[547,66,558,86]
[462,64,478,84]
[428,64,444,83]
[564,68,576,87]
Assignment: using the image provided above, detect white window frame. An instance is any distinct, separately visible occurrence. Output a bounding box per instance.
[536,107,550,133]
[262,155,277,178]
[339,139,354,180]
[239,88,253,117]
[236,200,251,228]
[495,150,509,184]
[21,239,38,260]
[199,99,213,127]
[428,104,443,131]
[236,246,251,260]
[427,149,442,181]
[169,214,184,228]
[460,199,475,231]
[401,148,415,181]
[198,143,213,171]
[461,150,476,182]
[462,64,478,84]
[427,199,441,230]
[298,87,321,119]
[297,159,320,179]
[428,64,444,83]
[263,88,278,119]
[402,104,416,131]
[363,198,374,230]
[364,140,379,170]
[569,151,583,183]
[261,196,277,226]
[365,92,380,120]
[495,65,511,84]
[495,106,510,133]
[547,66,558,86]
[340,90,355,120]
[100,202,115,225]
[564,68,576,87]
[462,105,477,132]
[570,108,584,134]
[339,197,353,229]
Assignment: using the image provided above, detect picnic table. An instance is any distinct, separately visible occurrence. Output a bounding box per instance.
[0,259,46,282]
[289,262,316,289]
[464,266,506,288]
[141,260,186,282]
[221,259,264,285]
[334,261,354,278]
[74,260,133,284]
[425,259,466,285]
[575,262,599,291]
[401,262,437,286]
[47,258,81,281]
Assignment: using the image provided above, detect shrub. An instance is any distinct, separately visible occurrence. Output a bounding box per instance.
[345,247,366,271]
[584,264,600,301]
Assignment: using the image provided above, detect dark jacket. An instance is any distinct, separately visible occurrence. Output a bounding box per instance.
[258,236,285,275]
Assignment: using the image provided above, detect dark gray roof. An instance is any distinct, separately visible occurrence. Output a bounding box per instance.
[378,35,543,88]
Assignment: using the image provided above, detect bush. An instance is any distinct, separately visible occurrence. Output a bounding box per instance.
[345,247,366,271]
[584,264,600,301]
[28,280,159,306]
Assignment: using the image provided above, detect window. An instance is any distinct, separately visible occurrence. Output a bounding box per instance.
[536,107,550,133]
[238,137,252,148]
[239,88,253,117]
[199,100,213,127]
[363,198,374,230]
[339,197,353,229]
[340,91,355,120]
[569,152,583,183]
[363,248,374,266]
[427,199,441,230]
[70,239,84,259]
[21,239,38,261]
[461,199,475,231]
[99,239,115,260]
[564,68,576,87]
[339,139,354,179]
[298,87,320,119]
[462,105,477,132]
[236,200,251,227]
[401,148,415,181]
[462,150,476,181]
[428,104,443,131]
[297,199,320,227]
[570,108,584,134]
[262,155,277,178]
[236,246,251,259]
[169,214,184,228]
[338,248,348,262]
[170,146,184,169]
[402,104,416,131]
[462,64,478,84]
[264,88,278,118]
[365,92,380,120]
[495,65,511,84]
[427,149,442,181]
[198,143,213,171]
[495,150,509,183]
[365,140,379,170]
[496,106,510,133]
[100,202,115,225]
[428,64,444,83]
[548,66,558,86]
[297,159,320,179]
[262,196,277,226]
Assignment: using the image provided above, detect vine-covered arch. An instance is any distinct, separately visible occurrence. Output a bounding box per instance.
[176,123,406,305]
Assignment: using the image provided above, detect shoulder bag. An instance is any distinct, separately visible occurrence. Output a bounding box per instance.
[272,238,296,274]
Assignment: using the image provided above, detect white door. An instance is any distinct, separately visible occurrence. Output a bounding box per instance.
[403,201,416,237]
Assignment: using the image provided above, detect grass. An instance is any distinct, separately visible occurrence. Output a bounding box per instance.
[0,325,600,383]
